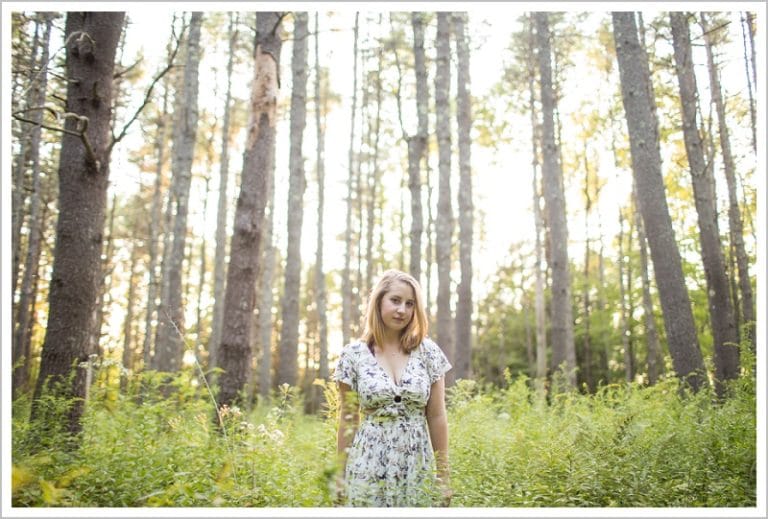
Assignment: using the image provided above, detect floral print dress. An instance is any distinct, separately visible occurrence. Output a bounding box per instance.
[333,338,452,507]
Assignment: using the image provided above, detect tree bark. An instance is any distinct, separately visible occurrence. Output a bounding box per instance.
[257,163,277,402]
[12,15,44,303]
[612,11,706,392]
[154,12,203,373]
[434,12,455,383]
[739,12,757,153]
[314,12,329,388]
[30,11,126,438]
[618,209,634,383]
[634,186,663,385]
[408,12,428,284]
[142,71,171,373]
[535,12,576,390]
[91,194,117,361]
[277,12,309,388]
[365,35,383,294]
[453,12,473,382]
[218,12,283,408]
[120,241,139,392]
[581,143,594,392]
[670,12,739,393]
[13,14,52,398]
[701,13,755,350]
[342,13,360,348]
[209,13,239,372]
[527,15,548,395]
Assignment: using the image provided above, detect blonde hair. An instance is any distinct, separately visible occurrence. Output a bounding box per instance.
[361,269,428,353]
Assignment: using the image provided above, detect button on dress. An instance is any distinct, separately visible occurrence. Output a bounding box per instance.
[333,338,452,507]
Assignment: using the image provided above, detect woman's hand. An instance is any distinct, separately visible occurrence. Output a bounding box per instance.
[437,476,453,506]
[333,474,345,506]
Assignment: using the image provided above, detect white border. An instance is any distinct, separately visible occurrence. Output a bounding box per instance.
[2,1,766,518]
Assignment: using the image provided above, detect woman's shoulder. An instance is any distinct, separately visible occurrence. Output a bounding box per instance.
[418,336,444,356]
[340,340,368,357]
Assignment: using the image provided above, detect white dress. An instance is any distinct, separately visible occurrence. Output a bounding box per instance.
[333,338,451,507]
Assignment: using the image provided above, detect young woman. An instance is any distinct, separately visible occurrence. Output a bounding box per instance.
[333,269,453,507]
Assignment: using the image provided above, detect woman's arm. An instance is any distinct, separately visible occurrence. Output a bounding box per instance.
[336,381,359,499]
[426,377,452,503]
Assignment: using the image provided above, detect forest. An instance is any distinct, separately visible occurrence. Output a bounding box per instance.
[6,5,762,511]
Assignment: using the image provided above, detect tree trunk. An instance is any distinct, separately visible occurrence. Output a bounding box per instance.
[30,11,126,439]
[218,12,283,408]
[91,194,117,361]
[142,73,171,374]
[434,12,455,383]
[154,12,203,373]
[701,13,755,350]
[670,12,739,393]
[634,186,663,385]
[209,13,238,372]
[527,15,547,395]
[342,13,360,348]
[581,143,593,392]
[257,166,277,402]
[365,37,383,293]
[408,12,428,284]
[618,209,634,383]
[120,241,139,392]
[12,15,44,303]
[277,12,309,388]
[314,12,329,388]
[535,12,576,390]
[13,14,52,398]
[195,173,211,360]
[453,12,473,383]
[739,13,757,153]
[612,11,706,392]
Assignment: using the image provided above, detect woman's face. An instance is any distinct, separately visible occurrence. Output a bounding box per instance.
[379,280,416,333]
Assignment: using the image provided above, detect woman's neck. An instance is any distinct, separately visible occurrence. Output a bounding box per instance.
[378,329,402,351]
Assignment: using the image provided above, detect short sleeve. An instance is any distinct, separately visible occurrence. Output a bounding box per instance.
[332,343,358,391]
[422,338,452,384]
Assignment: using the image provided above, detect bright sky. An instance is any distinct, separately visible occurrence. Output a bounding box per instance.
[110,4,761,297]
[4,2,764,353]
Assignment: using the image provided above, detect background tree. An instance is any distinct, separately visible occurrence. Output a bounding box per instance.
[30,11,126,439]
[612,11,706,392]
[453,11,474,382]
[669,12,739,393]
[209,13,239,373]
[700,13,755,349]
[277,12,309,388]
[12,13,54,397]
[341,13,360,348]
[313,12,329,402]
[409,12,428,284]
[535,12,576,390]
[217,12,284,408]
[434,12,455,381]
[154,12,203,373]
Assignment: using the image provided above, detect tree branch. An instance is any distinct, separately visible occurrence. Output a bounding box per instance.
[13,106,99,169]
[108,23,185,154]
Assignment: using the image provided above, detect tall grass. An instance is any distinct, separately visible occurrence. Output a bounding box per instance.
[12,356,756,508]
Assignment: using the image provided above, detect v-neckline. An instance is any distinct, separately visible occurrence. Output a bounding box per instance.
[368,344,412,386]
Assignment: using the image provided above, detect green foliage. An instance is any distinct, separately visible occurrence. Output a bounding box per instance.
[12,365,755,508]
[448,372,756,507]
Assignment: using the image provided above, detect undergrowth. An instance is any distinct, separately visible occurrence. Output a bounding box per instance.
[11,352,757,508]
